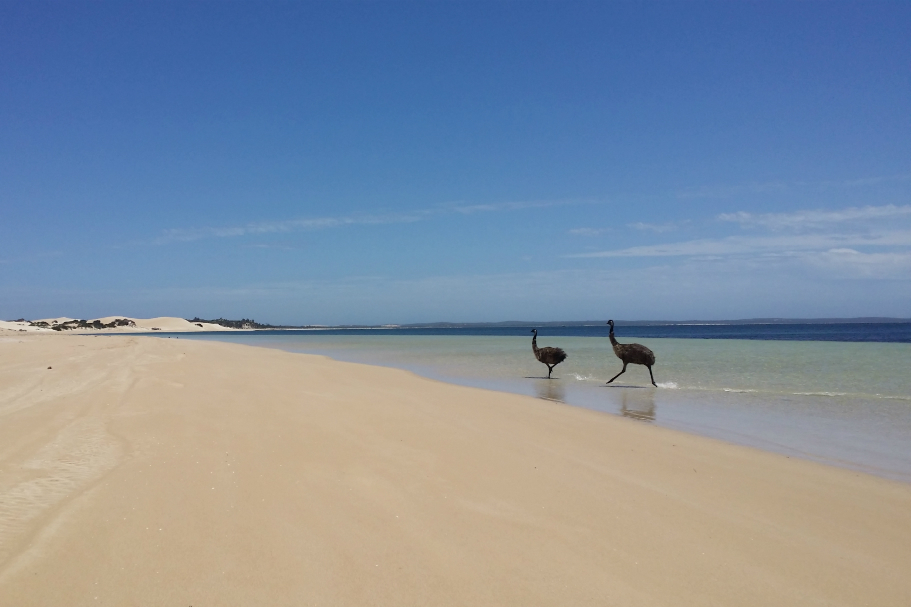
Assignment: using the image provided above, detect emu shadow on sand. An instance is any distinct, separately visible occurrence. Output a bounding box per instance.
[606,319,657,387]
[531,329,567,379]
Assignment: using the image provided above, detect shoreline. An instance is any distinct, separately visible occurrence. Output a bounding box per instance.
[175,331,911,484]
[8,329,911,483]
[1,334,910,605]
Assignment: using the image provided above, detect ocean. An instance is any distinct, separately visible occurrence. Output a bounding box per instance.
[162,323,911,483]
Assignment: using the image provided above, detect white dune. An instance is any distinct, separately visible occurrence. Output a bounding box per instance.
[1,316,235,333]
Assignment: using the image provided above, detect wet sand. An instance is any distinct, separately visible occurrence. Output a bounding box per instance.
[1,334,910,606]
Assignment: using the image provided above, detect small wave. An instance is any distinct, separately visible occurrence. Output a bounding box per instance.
[793,391,848,397]
[569,374,594,381]
[723,388,757,393]
[656,382,678,389]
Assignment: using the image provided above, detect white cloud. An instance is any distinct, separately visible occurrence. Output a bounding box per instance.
[567,201,911,284]
[808,248,911,279]
[628,222,680,233]
[570,221,682,237]
[157,198,593,244]
[447,198,595,214]
[718,205,911,231]
[678,172,911,200]
[158,212,427,243]
[815,172,911,189]
[677,181,788,200]
[568,227,609,236]
[566,230,911,259]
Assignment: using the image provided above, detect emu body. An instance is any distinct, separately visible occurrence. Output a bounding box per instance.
[531,329,567,379]
[606,320,657,387]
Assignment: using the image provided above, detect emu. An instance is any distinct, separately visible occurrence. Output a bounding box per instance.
[606,319,657,387]
[531,329,567,379]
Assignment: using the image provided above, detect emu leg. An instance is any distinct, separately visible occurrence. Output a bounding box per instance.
[547,365,553,379]
[648,365,657,387]
[607,363,627,384]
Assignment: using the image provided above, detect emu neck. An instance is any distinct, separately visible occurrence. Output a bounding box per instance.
[608,329,619,347]
[532,333,539,355]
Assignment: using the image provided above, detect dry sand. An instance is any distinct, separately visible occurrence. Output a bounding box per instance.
[1,334,909,606]
[0,316,232,334]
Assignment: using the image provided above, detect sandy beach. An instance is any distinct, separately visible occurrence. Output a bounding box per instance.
[1,334,910,606]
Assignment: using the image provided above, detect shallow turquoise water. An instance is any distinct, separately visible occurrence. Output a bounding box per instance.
[178,333,911,483]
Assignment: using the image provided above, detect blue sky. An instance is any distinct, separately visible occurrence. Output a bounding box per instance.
[1,1,909,324]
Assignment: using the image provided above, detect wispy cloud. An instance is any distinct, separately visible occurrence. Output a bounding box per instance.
[157,198,593,244]
[568,227,609,236]
[566,202,911,281]
[808,248,911,279]
[718,205,911,230]
[0,250,64,265]
[628,221,680,233]
[158,212,427,244]
[448,199,589,214]
[244,243,300,251]
[569,221,683,236]
[677,181,788,200]
[566,230,911,259]
[815,172,911,189]
[677,172,911,200]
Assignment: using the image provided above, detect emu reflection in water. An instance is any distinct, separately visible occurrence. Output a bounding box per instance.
[535,379,566,403]
[620,389,656,422]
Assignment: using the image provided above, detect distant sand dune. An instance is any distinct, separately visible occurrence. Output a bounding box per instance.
[0,316,233,333]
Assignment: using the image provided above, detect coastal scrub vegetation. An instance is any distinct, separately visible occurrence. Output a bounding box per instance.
[28,318,136,331]
[187,317,276,329]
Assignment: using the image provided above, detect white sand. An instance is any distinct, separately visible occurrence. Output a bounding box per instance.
[1,335,910,606]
